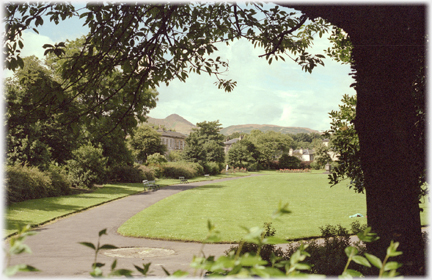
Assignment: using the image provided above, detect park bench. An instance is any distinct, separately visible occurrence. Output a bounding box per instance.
[143,180,160,190]
[204,174,210,179]
[179,176,188,184]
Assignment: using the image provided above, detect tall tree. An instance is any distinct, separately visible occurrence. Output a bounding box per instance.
[4,3,427,275]
[127,125,167,163]
[227,140,258,168]
[288,4,426,275]
[5,56,78,169]
[183,121,225,164]
[247,130,293,168]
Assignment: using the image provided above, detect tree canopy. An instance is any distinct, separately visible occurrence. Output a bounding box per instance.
[4,2,427,275]
[183,120,225,164]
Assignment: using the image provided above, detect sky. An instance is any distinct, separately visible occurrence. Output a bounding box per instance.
[4,2,357,132]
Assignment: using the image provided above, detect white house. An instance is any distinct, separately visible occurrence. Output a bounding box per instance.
[289,148,315,161]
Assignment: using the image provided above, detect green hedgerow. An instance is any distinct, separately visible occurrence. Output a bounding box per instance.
[5,164,72,204]
[108,165,146,183]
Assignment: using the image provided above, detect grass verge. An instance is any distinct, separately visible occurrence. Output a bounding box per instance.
[118,171,429,243]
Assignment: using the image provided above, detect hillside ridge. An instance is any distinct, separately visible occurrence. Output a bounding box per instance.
[146,114,320,135]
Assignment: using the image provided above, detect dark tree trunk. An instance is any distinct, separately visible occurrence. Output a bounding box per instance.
[284,5,426,275]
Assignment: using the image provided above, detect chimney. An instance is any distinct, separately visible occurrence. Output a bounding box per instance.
[289,148,293,156]
[300,148,303,155]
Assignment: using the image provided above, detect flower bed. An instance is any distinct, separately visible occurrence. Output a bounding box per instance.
[222,167,248,174]
[278,168,311,173]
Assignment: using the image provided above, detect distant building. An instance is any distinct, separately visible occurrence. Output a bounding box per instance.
[289,148,315,161]
[322,139,330,147]
[223,136,243,154]
[322,138,339,161]
[157,129,187,152]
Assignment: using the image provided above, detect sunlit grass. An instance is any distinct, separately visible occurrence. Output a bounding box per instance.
[119,172,429,242]
[4,172,255,237]
[5,183,145,237]
[118,172,372,242]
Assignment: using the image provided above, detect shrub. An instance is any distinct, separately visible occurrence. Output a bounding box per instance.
[148,164,164,179]
[67,143,108,188]
[284,223,370,276]
[247,162,262,171]
[146,153,168,165]
[268,160,279,170]
[279,154,301,169]
[202,161,220,175]
[299,161,312,169]
[223,222,373,276]
[108,165,146,183]
[224,223,285,265]
[136,164,155,181]
[310,161,321,170]
[46,164,72,196]
[166,150,183,162]
[188,161,204,176]
[5,164,72,204]
[161,161,202,179]
[6,164,52,204]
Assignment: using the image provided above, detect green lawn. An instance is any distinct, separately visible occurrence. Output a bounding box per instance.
[118,172,429,242]
[6,170,428,241]
[4,172,252,238]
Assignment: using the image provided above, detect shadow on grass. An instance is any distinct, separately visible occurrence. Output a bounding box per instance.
[160,184,228,191]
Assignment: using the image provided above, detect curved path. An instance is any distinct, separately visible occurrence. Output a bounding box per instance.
[7,175,263,278]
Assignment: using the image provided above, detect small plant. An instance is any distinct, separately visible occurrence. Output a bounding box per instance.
[3,224,39,276]
[224,222,285,266]
[341,227,403,278]
[79,228,152,277]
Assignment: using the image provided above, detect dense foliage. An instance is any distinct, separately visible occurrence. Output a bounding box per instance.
[324,94,363,192]
[6,164,71,205]
[127,125,167,163]
[183,121,225,165]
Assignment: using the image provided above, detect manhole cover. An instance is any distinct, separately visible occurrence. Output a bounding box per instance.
[102,247,176,258]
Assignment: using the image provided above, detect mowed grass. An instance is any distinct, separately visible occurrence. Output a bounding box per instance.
[119,172,362,242]
[118,172,429,242]
[5,183,146,237]
[4,173,252,238]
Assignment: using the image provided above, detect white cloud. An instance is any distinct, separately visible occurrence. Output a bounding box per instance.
[152,33,356,132]
[21,31,55,59]
[3,31,55,79]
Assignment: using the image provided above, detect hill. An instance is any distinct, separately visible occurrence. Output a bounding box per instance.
[220,124,320,135]
[146,114,196,135]
[146,114,320,136]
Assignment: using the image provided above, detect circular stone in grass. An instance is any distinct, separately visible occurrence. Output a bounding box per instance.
[102,247,175,258]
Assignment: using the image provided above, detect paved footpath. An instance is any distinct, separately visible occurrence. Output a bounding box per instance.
[7,175,264,278]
